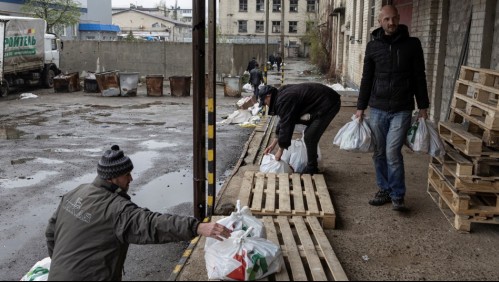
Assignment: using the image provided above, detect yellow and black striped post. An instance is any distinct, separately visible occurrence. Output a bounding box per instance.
[264,62,268,85]
[281,59,285,85]
[207,0,217,217]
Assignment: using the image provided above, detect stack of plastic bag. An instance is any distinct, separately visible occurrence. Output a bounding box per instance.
[407,118,445,157]
[205,227,283,281]
[333,115,375,153]
[281,139,308,173]
[20,257,51,281]
[260,154,293,173]
[243,83,254,93]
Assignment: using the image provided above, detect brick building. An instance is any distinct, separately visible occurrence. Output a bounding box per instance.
[322,0,499,122]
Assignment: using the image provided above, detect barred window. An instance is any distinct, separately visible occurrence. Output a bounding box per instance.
[273,0,281,12]
[240,0,248,12]
[272,21,281,33]
[307,0,316,12]
[256,21,264,33]
[290,0,298,12]
[239,20,248,33]
[289,21,298,33]
[256,0,265,12]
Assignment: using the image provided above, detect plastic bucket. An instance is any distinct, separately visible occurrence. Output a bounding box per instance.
[119,72,139,97]
[223,76,242,97]
[169,76,191,97]
[146,75,164,97]
[95,71,120,97]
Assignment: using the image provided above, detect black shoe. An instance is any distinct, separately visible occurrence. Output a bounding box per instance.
[369,190,391,206]
[301,165,320,175]
[392,199,408,212]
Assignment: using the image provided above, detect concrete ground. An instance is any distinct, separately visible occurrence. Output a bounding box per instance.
[1,58,499,281]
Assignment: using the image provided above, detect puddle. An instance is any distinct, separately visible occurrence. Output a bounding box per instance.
[0,171,59,189]
[128,151,158,177]
[0,127,26,140]
[140,140,178,150]
[36,158,64,165]
[132,170,193,213]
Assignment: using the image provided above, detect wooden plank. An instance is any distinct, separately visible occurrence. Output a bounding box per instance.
[293,217,327,281]
[307,217,349,281]
[250,172,265,213]
[262,217,290,281]
[277,216,307,281]
[313,175,335,216]
[265,173,277,213]
[439,121,483,157]
[278,173,292,214]
[302,174,320,215]
[452,93,499,130]
[292,174,306,215]
[238,171,255,208]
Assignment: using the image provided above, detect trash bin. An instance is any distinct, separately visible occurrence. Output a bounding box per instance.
[84,72,99,93]
[146,75,164,97]
[223,76,242,97]
[95,71,120,97]
[169,76,191,97]
[119,72,139,97]
[53,72,80,93]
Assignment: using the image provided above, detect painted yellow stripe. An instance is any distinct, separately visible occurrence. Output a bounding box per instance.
[208,149,214,161]
[207,195,214,206]
[208,125,215,139]
[208,98,214,112]
[183,249,192,257]
[208,172,214,184]
[173,264,182,273]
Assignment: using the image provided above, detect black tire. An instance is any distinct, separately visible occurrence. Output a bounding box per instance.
[44,68,56,88]
[0,79,8,97]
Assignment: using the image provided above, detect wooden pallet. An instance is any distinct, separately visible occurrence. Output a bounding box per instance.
[238,171,336,229]
[439,121,483,156]
[262,216,348,281]
[455,66,499,109]
[449,109,499,148]
[427,175,499,232]
[451,93,499,130]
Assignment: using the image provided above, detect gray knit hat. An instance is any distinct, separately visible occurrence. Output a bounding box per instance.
[97,145,134,179]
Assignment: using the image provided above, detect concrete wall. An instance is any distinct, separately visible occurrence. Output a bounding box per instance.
[60,41,278,80]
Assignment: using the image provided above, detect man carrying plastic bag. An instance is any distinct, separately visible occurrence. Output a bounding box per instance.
[333,115,375,153]
[407,117,445,157]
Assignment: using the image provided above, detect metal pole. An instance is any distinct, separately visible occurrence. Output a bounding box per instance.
[280,0,285,84]
[193,0,206,220]
[207,0,217,217]
[264,0,269,85]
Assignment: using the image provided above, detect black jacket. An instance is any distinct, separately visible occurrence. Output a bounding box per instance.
[249,68,263,86]
[271,83,341,149]
[247,59,257,72]
[357,25,430,112]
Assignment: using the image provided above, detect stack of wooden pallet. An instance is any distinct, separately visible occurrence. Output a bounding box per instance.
[428,66,499,232]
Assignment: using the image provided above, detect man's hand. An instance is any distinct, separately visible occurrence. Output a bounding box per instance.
[355,109,365,121]
[264,138,278,155]
[197,222,232,241]
[418,109,428,120]
[274,147,284,161]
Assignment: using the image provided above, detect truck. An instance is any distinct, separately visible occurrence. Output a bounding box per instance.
[0,16,62,97]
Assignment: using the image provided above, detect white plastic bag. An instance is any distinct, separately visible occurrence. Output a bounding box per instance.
[243,83,254,93]
[260,154,293,173]
[407,118,430,153]
[205,200,266,249]
[282,139,308,173]
[20,257,50,281]
[205,228,283,281]
[428,122,446,157]
[333,115,374,152]
[218,110,253,125]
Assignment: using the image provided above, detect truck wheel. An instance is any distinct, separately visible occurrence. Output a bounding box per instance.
[0,80,8,97]
[44,69,56,88]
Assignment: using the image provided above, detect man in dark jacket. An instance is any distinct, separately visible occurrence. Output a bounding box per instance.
[246,57,257,72]
[249,63,264,98]
[260,83,341,174]
[355,5,430,211]
[46,145,231,281]
[275,54,283,72]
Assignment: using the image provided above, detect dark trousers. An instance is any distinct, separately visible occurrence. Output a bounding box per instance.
[303,101,341,168]
[252,83,259,98]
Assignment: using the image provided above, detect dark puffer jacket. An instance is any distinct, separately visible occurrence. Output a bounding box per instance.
[271,83,341,149]
[357,25,430,112]
[46,177,200,281]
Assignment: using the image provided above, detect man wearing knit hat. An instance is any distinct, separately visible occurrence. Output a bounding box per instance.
[46,145,231,281]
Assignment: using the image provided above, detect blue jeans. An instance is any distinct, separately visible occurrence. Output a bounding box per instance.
[368,108,412,200]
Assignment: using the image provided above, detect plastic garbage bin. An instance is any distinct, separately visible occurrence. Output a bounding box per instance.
[119,72,139,97]
[223,76,242,97]
[146,75,164,97]
[95,71,120,97]
[169,76,191,97]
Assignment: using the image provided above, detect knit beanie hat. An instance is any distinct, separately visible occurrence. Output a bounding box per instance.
[97,145,134,180]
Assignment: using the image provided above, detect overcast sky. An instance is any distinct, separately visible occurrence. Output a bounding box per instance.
[111,0,192,9]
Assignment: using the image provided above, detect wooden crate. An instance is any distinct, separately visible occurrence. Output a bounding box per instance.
[439,121,483,157]
[262,216,348,281]
[238,171,336,229]
[451,93,499,130]
[455,66,499,109]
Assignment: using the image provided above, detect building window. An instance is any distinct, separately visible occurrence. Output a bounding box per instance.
[307,0,316,12]
[256,0,265,12]
[272,0,281,12]
[289,21,298,33]
[238,20,248,33]
[272,21,281,33]
[239,0,248,12]
[369,0,376,28]
[256,21,264,33]
[306,21,315,32]
[290,0,298,12]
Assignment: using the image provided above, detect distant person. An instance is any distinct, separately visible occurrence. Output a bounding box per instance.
[249,63,264,98]
[260,83,341,174]
[246,57,257,72]
[45,145,231,281]
[275,54,283,72]
[269,54,276,70]
[355,5,430,211]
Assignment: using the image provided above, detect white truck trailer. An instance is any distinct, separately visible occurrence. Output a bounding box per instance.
[0,16,62,97]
